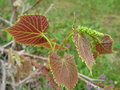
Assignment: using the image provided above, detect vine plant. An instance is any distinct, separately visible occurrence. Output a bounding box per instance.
[5,15,113,90]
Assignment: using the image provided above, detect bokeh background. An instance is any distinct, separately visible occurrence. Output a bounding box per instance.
[0,0,120,90]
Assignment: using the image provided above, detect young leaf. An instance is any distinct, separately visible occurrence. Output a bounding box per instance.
[5,15,49,45]
[96,35,113,54]
[73,29,94,71]
[49,52,78,90]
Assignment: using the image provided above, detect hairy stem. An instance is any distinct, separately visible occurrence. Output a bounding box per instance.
[77,26,104,37]
[41,33,53,50]
[57,31,73,51]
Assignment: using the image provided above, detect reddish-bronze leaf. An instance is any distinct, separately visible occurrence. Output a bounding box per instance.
[73,29,94,71]
[49,52,78,90]
[5,15,49,45]
[96,35,113,54]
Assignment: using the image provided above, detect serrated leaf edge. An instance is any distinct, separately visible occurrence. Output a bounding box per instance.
[48,52,78,90]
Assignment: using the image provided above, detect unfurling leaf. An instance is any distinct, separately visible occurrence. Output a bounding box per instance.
[49,52,78,90]
[5,15,49,45]
[77,26,104,37]
[73,29,94,71]
[96,35,113,54]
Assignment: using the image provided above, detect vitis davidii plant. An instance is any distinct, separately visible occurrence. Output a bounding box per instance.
[5,15,113,90]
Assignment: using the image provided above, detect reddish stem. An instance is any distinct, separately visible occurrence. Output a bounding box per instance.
[31,60,61,90]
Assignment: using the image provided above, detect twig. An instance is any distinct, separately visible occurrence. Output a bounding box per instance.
[11,0,18,22]
[15,70,41,86]
[6,69,42,89]
[0,16,12,25]
[0,48,48,61]
[23,0,43,14]
[78,75,103,90]
[1,40,14,48]
[78,73,104,82]
[10,11,14,25]
[44,3,54,14]
[11,0,21,50]
[22,53,48,61]
[7,70,16,90]
[44,0,58,15]
[0,60,6,90]
[31,60,61,90]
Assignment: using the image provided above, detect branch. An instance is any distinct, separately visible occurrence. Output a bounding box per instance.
[78,75,103,90]
[22,53,48,61]
[78,73,104,82]
[15,70,42,86]
[10,0,23,50]
[0,16,12,25]
[1,40,14,48]
[0,60,6,90]
[6,69,42,89]
[0,48,48,61]
[7,70,16,90]
[11,0,18,22]
[44,3,54,14]
[31,60,61,90]
[44,0,58,15]
[23,0,43,14]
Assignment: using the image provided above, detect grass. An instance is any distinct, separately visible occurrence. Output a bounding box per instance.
[0,0,120,89]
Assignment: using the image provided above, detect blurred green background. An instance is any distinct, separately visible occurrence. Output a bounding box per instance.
[0,0,120,90]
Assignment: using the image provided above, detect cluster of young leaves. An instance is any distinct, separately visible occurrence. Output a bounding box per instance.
[5,15,113,90]
[73,26,113,71]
